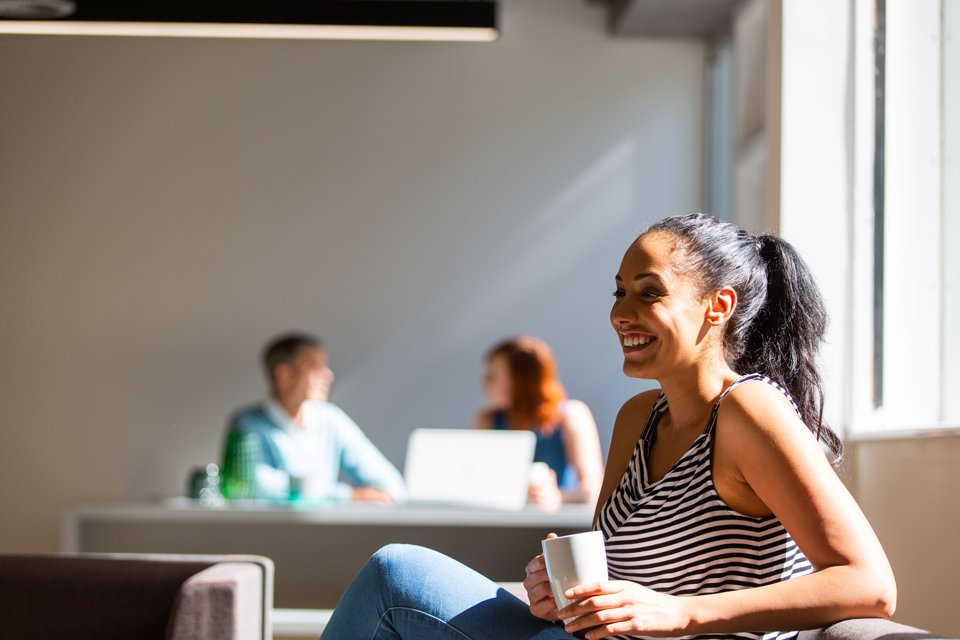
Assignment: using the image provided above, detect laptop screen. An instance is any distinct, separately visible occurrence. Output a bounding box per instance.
[403,428,536,510]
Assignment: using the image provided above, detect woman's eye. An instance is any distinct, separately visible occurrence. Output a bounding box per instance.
[613,287,663,300]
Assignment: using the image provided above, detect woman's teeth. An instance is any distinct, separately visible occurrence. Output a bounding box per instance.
[623,335,652,348]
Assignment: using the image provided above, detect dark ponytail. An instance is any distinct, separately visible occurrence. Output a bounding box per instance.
[742,235,842,460]
[643,213,843,461]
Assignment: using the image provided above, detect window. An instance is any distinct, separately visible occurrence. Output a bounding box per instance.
[708,0,957,436]
[850,0,959,434]
[942,0,960,422]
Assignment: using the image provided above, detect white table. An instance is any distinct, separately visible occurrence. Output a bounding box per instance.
[64,499,594,608]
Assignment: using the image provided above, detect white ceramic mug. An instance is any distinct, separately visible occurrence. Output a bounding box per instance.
[541,530,608,616]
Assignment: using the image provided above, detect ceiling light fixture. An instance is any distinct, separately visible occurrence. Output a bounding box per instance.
[0,0,499,41]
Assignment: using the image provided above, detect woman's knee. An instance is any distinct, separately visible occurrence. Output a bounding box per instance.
[368,544,438,577]
[361,544,449,606]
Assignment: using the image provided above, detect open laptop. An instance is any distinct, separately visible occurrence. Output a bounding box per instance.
[403,428,536,511]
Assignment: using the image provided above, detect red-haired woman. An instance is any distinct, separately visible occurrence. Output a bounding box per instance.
[474,336,603,509]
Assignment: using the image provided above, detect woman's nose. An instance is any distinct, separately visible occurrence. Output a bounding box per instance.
[610,303,635,325]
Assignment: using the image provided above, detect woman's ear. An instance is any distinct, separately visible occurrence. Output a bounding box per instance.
[706,286,737,326]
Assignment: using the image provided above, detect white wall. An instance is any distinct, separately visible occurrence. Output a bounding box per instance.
[844,435,960,636]
[0,0,705,552]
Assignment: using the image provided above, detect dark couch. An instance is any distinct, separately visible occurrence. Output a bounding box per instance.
[0,552,273,640]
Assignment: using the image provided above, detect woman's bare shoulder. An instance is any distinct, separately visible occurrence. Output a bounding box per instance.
[618,388,661,422]
[716,378,809,440]
[711,378,827,512]
[609,389,660,448]
[560,398,595,423]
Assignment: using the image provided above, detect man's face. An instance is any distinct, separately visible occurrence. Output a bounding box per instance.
[276,346,334,403]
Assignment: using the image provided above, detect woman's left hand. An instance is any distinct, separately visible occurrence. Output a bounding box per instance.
[557,580,691,639]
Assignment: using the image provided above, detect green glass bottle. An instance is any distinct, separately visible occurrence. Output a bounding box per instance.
[221,430,260,500]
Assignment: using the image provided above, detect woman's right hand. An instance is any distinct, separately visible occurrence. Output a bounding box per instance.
[527,468,562,511]
[523,533,560,621]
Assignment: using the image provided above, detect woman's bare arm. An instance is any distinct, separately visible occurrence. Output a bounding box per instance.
[557,399,605,504]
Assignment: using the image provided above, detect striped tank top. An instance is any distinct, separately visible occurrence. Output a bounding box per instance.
[596,374,812,640]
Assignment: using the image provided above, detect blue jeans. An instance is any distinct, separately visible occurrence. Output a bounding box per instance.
[320,544,577,640]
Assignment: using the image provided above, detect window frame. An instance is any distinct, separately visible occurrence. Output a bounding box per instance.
[847,0,959,438]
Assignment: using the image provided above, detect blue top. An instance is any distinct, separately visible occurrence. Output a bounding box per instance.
[224,400,407,502]
[490,406,577,490]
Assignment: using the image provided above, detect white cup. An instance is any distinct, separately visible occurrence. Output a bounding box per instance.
[528,461,552,485]
[541,530,608,616]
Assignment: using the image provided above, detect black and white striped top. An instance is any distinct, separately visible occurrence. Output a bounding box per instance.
[596,374,812,640]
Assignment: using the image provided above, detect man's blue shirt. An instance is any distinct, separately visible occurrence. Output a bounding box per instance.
[225,399,406,501]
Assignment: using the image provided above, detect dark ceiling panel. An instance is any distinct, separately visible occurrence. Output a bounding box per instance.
[599,0,737,38]
[0,0,497,28]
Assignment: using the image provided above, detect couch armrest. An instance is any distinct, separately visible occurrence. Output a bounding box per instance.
[799,618,956,640]
[498,583,956,640]
[167,559,273,640]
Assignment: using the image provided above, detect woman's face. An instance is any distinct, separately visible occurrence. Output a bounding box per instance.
[482,354,512,409]
[610,232,713,380]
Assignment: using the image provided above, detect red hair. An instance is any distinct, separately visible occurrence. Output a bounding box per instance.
[487,336,566,434]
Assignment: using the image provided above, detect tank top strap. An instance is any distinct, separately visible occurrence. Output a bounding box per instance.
[705,373,801,435]
[640,392,669,445]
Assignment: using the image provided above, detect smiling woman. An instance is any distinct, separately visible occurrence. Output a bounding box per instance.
[610,215,842,461]
[317,213,895,640]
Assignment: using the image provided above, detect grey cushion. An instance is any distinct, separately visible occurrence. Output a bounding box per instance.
[800,618,957,640]
[168,562,268,640]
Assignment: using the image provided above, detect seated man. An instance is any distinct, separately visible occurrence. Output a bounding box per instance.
[222,332,406,503]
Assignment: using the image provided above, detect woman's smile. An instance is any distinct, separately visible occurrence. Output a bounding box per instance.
[619,331,656,350]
